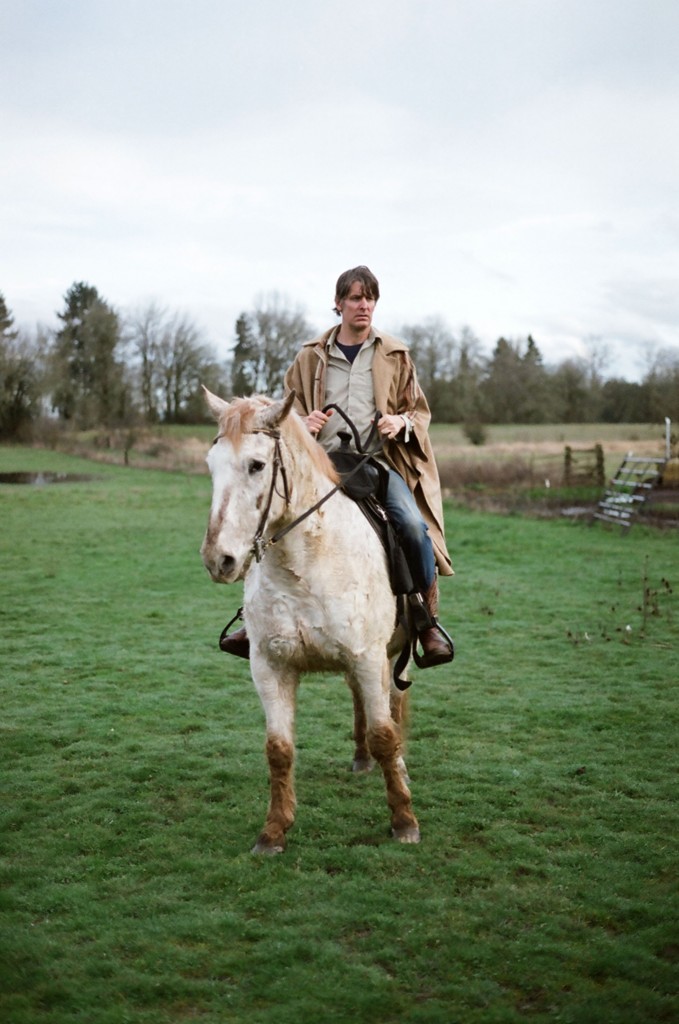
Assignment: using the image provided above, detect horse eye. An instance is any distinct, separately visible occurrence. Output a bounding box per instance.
[248,459,265,475]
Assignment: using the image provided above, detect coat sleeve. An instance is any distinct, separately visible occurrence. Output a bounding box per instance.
[393,352,432,464]
[284,350,314,417]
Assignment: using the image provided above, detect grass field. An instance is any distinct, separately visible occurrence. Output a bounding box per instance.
[1,444,677,1023]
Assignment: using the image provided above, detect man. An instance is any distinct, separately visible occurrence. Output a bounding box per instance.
[221,265,454,666]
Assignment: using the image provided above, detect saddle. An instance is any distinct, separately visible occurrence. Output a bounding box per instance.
[326,421,452,689]
[328,435,414,598]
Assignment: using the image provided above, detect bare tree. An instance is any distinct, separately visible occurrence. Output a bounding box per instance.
[127,302,167,422]
[231,293,314,396]
[127,303,224,422]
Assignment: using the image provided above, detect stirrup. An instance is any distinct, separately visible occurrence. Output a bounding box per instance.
[413,621,455,668]
[407,594,454,667]
[219,606,249,658]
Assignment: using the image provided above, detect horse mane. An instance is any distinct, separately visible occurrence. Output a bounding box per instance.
[216,397,258,446]
[219,395,340,484]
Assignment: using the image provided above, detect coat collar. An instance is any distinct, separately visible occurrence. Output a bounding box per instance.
[303,327,408,355]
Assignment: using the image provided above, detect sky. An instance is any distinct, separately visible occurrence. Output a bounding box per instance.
[2,0,678,381]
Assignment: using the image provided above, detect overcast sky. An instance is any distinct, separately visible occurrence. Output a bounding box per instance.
[2,0,678,381]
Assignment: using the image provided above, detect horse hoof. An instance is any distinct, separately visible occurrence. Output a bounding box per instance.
[352,757,374,774]
[392,825,421,844]
[251,839,285,855]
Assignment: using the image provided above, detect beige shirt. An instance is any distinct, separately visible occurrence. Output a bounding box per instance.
[318,328,379,453]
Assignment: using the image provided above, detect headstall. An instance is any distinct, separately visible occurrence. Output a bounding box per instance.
[211,410,384,565]
[249,428,290,562]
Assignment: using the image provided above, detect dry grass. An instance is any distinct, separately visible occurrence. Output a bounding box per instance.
[27,419,677,522]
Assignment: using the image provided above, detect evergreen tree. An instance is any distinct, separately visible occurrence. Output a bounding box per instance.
[231,313,259,395]
[550,360,591,422]
[0,292,18,342]
[520,335,550,423]
[230,295,313,397]
[51,282,127,427]
[481,335,549,423]
[481,337,523,422]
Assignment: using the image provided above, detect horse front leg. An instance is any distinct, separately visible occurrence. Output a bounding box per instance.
[361,665,420,844]
[251,666,298,855]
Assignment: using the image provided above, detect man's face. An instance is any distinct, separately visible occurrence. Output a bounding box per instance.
[336,282,376,333]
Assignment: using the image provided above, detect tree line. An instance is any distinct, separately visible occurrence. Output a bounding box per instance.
[1,282,677,441]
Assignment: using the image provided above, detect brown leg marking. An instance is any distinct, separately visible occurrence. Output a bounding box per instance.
[368,722,420,843]
[252,736,296,854]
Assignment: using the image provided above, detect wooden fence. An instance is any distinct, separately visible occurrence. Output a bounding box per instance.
[564,444,605,487]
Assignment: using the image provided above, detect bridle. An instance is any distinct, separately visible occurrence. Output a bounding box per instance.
[250,428,290,562]
[210,425,291,564]
[211,408,384,565]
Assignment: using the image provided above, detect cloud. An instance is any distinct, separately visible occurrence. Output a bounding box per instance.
[2,0,678,382]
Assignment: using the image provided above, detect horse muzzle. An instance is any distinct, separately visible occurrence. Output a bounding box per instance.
[200,541,248,584]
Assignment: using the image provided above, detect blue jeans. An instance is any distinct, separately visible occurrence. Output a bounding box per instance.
[382,468,436,593]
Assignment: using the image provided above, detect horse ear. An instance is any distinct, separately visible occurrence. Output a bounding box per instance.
[202,385,230,422]
[254,390,297,430]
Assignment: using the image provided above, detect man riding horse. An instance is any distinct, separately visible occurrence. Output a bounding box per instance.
[220,265,454,667]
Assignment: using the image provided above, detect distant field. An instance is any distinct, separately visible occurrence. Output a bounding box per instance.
[431,421,664,447]
[40,421,671,481]
[155,420,666,449]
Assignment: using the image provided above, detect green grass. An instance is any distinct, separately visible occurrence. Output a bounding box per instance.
[1,445,677,1023]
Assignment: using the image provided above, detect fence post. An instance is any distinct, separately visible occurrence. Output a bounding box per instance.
[564,446,573,486]
[594,443,604,487]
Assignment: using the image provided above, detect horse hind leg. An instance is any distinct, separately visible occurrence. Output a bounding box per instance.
[389,685,412,786]
[351,677,409,775]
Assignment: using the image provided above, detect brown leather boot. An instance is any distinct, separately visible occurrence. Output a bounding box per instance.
[417,578,454,668]
[219,625,250,659]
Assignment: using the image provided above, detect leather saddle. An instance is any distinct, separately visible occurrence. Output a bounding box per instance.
[328,432,414,599]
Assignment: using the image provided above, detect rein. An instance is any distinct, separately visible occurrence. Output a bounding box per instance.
[249,410,384,562]
[211,407,384,563]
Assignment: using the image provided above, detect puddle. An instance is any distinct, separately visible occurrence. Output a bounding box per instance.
[0,472,98,486]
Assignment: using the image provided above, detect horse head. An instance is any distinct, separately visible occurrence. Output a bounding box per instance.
[200,389,296,583]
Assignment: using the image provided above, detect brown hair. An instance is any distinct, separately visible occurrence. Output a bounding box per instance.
[334,266,380,314]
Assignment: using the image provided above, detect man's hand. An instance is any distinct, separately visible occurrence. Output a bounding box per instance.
[304,409,334,435]
[376,413,404,440]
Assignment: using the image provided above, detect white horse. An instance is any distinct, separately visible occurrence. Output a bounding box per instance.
[200,389,420,854]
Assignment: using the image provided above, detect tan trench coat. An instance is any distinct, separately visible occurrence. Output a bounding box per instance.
[284,328,453,576]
